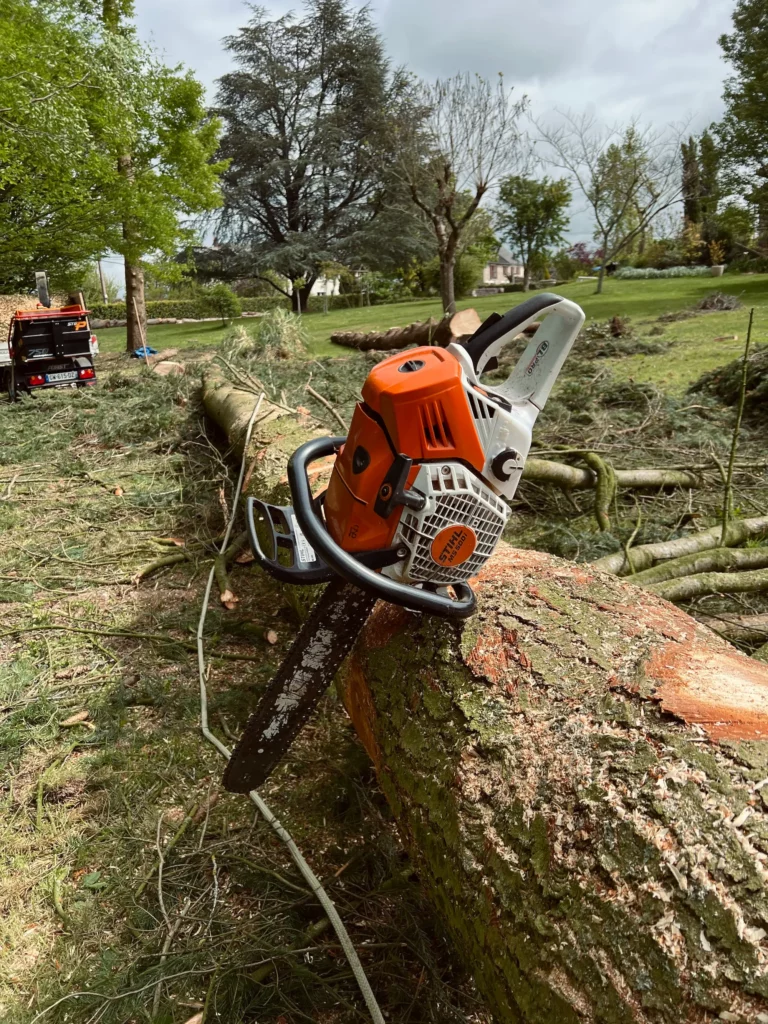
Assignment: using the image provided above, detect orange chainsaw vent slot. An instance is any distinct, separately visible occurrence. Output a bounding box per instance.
[419,400,454,449]
[361,346,485,471]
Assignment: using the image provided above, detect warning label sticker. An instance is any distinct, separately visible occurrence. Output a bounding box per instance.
[291,514,317,565]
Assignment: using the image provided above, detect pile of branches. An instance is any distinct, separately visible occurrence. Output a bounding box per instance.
[697,291,743,311]
[690,344,768,422]
[578,316,669,357]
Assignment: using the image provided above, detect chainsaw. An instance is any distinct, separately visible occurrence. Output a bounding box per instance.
[223,292,585,793]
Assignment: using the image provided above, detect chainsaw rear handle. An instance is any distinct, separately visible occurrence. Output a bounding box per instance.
[287,437,477,619]
[456,292,585,410]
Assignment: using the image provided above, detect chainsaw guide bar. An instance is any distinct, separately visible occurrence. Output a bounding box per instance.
[223,580,377,792]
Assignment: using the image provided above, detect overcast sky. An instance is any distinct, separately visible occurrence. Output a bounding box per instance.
[127,0,735,248]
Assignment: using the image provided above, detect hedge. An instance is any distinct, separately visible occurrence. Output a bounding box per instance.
[87,296,289,320]
[614,265,714,280]
[87,293,436,322]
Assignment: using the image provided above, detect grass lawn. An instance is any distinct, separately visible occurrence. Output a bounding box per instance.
[96,273,768,388]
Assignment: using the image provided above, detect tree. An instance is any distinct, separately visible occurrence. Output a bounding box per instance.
[199,283,242,325]
[537,113,682,293]
[680,131,721,241]
[393,74,527,313]
[212,0,406,314]
[699,129,721,229]
[99,1,224,350]
[495,176,571,289]
[0,0,123,289]
[681,137,701,225]
[716,0,768,249]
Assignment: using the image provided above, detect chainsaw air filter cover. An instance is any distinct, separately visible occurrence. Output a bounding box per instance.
[390,461,509,585]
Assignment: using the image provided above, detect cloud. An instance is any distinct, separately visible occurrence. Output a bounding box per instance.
[133,0,733,129]
[131,0,736,242]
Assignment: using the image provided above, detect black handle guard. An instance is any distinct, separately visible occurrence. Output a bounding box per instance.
[288,437,477,619]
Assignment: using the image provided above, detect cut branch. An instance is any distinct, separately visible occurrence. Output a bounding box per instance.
[696,612,768,645]
[592,516,768,576]
[522,459,700,492]
[648,566,768,603]
[632,546,768,587]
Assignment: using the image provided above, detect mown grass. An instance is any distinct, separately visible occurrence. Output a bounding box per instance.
[97,272,768,366]
[0,359,489,1024]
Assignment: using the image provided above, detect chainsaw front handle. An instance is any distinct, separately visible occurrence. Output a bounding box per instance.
[454,292,585,410]
[287,437,477,619]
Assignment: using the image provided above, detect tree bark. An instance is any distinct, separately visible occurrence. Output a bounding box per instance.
[631,547,768,588]
[592,517,768,576]
[201,383,768,1024]
[291,278,315,315]
[440,249,457,314]
[339,548,768,1024]
[331,308,482,352]
[125,261,147,353]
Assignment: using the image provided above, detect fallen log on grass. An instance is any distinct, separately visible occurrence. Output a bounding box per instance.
[699,613,768,645]
[523,458,700,492]
[592,516,768,576]
[202,375,768,1024]
[330,308,483,351]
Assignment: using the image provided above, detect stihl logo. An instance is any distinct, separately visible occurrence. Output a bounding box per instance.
[526,339,549,375]
[430,525,477,568]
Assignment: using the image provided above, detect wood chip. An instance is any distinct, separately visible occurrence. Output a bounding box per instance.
[235,550,255,564]
[265,629,278,645]
[61,710,90,727]
[731,807,751,828]
[113,486,124,497]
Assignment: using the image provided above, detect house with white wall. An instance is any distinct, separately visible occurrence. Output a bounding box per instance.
[482,246,524,286]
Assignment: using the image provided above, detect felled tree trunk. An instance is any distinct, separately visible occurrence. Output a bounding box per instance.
[339,549,768,1024]
[203,381,768,1024]
[331,307,482,351]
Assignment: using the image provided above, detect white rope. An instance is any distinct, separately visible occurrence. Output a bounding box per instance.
[196,394,385,1024]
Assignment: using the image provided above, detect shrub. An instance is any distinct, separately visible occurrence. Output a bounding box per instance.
[198,283,242,325]
[614,266,713,279]
[257,308,309,360]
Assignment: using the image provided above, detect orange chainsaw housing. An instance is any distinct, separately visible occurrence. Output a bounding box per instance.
[323,346,486,554]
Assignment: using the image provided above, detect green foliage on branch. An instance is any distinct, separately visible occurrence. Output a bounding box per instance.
[716,0,768,232]
[495,176,571,287]
[0,0,224,291]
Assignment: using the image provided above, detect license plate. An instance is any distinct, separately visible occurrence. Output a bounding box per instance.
[45,371,78,383]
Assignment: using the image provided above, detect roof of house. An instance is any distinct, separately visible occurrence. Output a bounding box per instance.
[488,245,521,267]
